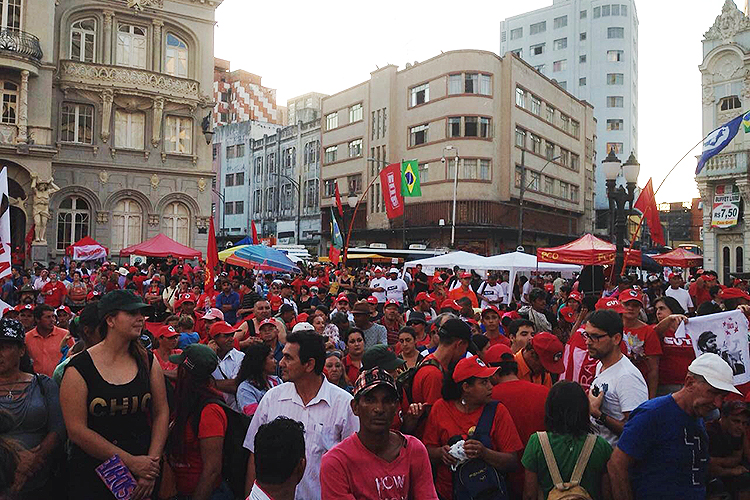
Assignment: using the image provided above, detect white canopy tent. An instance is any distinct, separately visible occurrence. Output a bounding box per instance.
[403,251,490,274]
[483,251,582,303]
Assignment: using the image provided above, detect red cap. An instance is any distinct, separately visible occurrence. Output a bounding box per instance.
[440,299,460,311]
[258,318,278,329]
[484,344,513,364]
[619,289,644,306]
[559,306,576,323]
[1,307,12,316]
[86,290,101,300]
[201,308,224,320]
[460,272,472,279]
[336,294,349,303]
[415,291,430,302]
[481,305,500,317]
[269,295,283,309]
[157,325,179,338]
[465,318,479,326]
[179,293,197,304]
[209,322,236,338]
[720,288,750,301]
[129,266,138,274]
[453,355,498,382]
[531,332,565,374]
[14,304,33,312]
[366,296,378,305]
[296,312,309,323]
[433,277,444,285]
[544,282,554,292]
[595,297,626,314]
[56,306,72,315]
[502,311,521,321]
[384,299,400,309]
[568,291,583,303]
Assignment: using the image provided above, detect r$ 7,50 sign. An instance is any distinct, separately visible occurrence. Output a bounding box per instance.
[712,189,740,228]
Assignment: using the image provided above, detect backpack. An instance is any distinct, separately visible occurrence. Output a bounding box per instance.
[396,357,444,404]
[453,401,509,500]
[537,431,597,500]
[197,399,252,499]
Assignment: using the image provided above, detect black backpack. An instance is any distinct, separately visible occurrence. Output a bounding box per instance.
[453,401,509,500]
[396,357,444,404]
[196,399,251,499]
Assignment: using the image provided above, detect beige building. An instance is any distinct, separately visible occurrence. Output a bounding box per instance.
[320,49,595,255]
[4,0,220,265]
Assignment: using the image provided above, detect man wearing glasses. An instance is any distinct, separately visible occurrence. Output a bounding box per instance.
[585,307,648,447]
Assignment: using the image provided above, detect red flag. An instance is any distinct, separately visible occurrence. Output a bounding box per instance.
[24,224,34,258]
[634,178,665,246]
[251,220,259,245]
[329,244,340,265]
[380,162,404,219]
[206,217,219,290]
[334,182,344,218]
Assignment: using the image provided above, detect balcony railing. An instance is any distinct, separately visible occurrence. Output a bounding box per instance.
[698,150,748,178]
[58,60,201,101]
[0,29,42,63]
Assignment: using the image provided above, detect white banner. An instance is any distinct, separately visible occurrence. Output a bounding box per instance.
[711,185,740,228]
[676,310,750,386]
[0,168,11,279]
[72,244,107,261]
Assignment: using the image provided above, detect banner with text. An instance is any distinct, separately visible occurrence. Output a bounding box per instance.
[380,162,404,219]
[712,184,740,228]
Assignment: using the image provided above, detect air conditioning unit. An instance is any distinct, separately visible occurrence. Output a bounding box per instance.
[409,244,427,250]
[369,243,387,249]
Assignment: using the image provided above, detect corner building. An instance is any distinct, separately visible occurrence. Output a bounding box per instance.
[320,50,595,255]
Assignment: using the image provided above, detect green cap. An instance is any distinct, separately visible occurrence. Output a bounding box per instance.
[362,344,406,371]
[97,290,151,320]
[169,344,219,379]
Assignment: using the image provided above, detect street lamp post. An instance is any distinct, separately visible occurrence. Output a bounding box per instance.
[212,188,226,236]
[602,150,640,275]
[441,146,459,247]
[271,172,302,245]
[517,151,562,250]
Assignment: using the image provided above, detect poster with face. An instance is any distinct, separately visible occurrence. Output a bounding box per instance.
[675,310,750,386]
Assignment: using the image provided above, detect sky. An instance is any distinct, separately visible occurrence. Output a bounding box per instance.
[214,0,733,204]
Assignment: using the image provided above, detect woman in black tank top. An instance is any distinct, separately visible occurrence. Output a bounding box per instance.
[61,290,169,500]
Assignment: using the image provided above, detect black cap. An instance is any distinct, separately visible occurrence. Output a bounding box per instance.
[406,311,427,325]
[439,318,472,341]
[362,345,406,371]
[97,290,152,320]
[279,304,295,314]
[0,318,25,344]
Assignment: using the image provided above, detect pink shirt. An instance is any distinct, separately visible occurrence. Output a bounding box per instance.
[320,432,438,500]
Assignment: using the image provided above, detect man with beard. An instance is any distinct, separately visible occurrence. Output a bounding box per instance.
[17,285,38,307]
[609,354,741,500]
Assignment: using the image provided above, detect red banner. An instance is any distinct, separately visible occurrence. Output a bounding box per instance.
[334,181,344,218]
[634,178,665,246]
[251,220,259,245]
[206,216,219,291]
[329,244,340,265]
[380,162,404,219]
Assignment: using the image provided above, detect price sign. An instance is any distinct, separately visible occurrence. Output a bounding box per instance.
[712,185,740,228]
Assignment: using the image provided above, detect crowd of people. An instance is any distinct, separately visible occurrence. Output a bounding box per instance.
[0,255,748,500]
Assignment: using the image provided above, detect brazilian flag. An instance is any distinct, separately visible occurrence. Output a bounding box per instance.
[401,159,421,197]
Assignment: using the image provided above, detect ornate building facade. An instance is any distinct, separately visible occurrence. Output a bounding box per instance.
[698,0,750,283]
[6,0,219,264]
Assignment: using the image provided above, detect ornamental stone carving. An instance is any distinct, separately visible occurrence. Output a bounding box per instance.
[100,89,114,143]
[197,178,206,192]
[99,170,109,184]
[148,214,160,226]
[703,84,716,106]
[150,173,159,189]
[126,0,163,10]
[704,0,750,42]
[195,216,209,229]
[97,211,109,224]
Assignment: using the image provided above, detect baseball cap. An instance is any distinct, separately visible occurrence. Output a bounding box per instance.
[362,345,406,371]
[481,305,500,317]
[86,290,101,301]
[98,290,151,320]
[258,318,278,329]
[439,318,473,342]
[720,288,750,301]
[568,291,583,303]
[531,332,565,374]
[433,277,444,285]
[373,267,383,273]
[56,306,72,315]
[353,368,400,400]
[388,268,399,274]
[169,344,219,379]
[415,291,430,302]
[292,321,315,333]
[559,306,576,323]
[179,293,197,304]
[208,321,236,338]
[406,311,427,325]
[484,344,513,365]
[117,267,129,276]
[157,325,179,338]
[453,355,498,382]
[366,296,378,305]
[440,299,460,312]
[460,272,472,279]
[351,302,370,315]
[201,308,225,321]
[619,289,644,306]
[502,311,521,321]
[0,318,25,344]
[14,304,33,313]
[336,295,349,304]
[383,299,400,309]
[595,297,626,314]
[279,304,295,314]
[688,353,741,395]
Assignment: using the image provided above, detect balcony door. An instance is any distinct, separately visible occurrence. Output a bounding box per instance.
[0,0,20,31]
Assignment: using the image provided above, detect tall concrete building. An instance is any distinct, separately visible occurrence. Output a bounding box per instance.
[500,0,638,217]
[2,0,219,264]
[320,50,595,255]
[697,0,750,283]
[213,58,284,128]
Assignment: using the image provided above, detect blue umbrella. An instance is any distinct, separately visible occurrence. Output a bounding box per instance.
[233,245,299,273]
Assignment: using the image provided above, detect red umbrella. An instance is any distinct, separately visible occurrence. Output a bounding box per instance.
[651,248,703,268]
[537,233,641,266]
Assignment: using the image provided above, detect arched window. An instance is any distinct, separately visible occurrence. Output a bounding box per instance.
[116,24,147,69]
[737,246,744,274]
[70,18,96,62]
[111,199,142,251]
[56,196,90,251]
[165,33,188,78]
[0,81,16,124]
[162,201,189,246]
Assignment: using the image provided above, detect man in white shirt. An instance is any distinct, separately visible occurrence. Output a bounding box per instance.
[665,274,695,315]
[384,268,408,305]
[243,330,358,500]
[585,308,648,446]
[369,267,388,306]
[208,321,245,411]
[477,273,505,308]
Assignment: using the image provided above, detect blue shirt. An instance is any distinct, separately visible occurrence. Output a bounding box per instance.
[177,332,200,349]
[617,395,708,500]
[215,290,240,325]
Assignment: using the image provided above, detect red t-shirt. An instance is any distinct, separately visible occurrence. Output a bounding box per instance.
[423,398,523,500]
[132,275,149,295]
[343,354,361,385]
[412,354,449,406]
[659,329,695,386]
[562,327,628,391]
[171,401,228,496]
[622,323,662,380]
[689,281,712,307]
[42,281,67,307]
[486,332,511,347]
[448,287,478,308]
[320,432,438,500]
[154,349,181,372]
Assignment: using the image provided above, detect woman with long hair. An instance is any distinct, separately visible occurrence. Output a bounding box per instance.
[168,344,231,499]
[652,296,689,396]
[297,285,313,312]
[522,380,613,500]
[343,328,365,384]
[236,343,281,417]
[61,290,169,500]
[397,327,425,370]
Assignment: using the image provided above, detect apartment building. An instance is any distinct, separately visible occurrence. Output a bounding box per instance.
[500,0,638,216]
[213,58,284,128]
[320,49,595,255]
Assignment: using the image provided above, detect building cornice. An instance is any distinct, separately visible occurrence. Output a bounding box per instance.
[704,0,750,42]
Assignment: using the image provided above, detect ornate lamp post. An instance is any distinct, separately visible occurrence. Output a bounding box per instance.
[602,150,640,274]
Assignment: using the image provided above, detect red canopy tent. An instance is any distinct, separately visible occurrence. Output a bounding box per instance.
[651,248,703,268]
[537,233,642,266]
[65,236,109,261]
[119,233,202,259]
